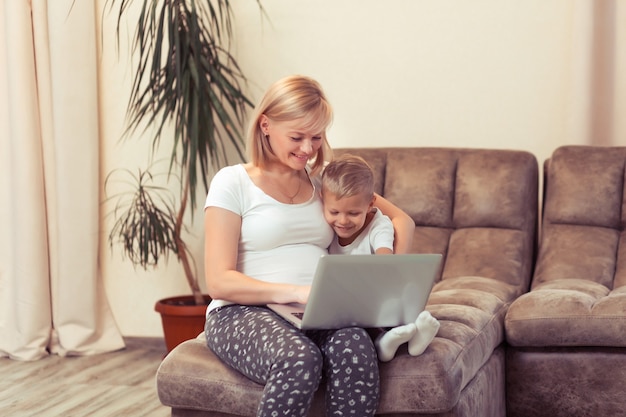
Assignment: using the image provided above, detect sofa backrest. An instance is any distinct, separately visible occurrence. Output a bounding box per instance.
[333,147,539,294]
[534,145,626,290]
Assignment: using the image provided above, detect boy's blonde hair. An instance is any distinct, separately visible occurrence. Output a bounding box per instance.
[247,75,333,176]
[322,154,374,200]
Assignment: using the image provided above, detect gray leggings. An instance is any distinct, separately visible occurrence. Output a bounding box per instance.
[205,305,380,417]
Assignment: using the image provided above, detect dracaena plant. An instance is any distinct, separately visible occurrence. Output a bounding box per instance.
[105,0,262,304]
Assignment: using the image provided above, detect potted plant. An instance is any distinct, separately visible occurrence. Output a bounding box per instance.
[105,0,262,352]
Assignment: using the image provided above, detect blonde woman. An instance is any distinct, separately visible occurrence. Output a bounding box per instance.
[203,75,414,417]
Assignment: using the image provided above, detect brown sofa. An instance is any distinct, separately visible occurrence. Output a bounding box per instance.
[505,145,626,417]
[156,147,539,417]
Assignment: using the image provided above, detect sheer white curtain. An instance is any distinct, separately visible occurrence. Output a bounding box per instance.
[0,0,124,360]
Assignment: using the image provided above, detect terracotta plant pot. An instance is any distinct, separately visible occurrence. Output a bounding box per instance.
[154,295,212,353]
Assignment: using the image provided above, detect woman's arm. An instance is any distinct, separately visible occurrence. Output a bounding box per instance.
[204,207,310,305]
[372,193,415,254]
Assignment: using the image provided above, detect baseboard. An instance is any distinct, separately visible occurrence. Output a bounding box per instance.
[123,336,167,351]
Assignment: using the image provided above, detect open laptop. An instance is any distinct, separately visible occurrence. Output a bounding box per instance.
[267,253,442,330]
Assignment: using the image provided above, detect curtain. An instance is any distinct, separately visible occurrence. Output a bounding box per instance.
[0,0,124,360]
[589,0,621,145]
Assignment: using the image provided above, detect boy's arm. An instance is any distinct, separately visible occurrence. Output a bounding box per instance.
[372,193,415,254]
[374,247,393,255]
[370,209,397,255]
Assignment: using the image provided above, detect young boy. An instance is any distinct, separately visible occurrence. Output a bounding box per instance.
[321,154,440,362]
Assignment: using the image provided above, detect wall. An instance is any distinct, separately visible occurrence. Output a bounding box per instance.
[97,0,626,337]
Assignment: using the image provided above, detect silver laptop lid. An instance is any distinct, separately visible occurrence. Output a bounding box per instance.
[300,253,442,330]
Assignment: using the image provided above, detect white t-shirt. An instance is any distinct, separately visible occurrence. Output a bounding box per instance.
[204,164,334,313]
[328,209,394,255]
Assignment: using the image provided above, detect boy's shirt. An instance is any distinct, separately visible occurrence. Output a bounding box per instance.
[328,209,394,255]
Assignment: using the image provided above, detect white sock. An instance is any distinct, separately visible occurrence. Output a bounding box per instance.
[408,311,440,356]
[375,323,417,362]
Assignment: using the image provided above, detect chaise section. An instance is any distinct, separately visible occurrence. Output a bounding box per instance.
[157,147,539,416]
[505,145,626,417]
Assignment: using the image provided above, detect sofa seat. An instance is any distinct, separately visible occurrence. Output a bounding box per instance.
[157,280,515,416]
[505,145,626,417]
[506,278,626,347]
[157,147,539,417]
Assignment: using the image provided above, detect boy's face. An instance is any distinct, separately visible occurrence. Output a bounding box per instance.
[322,192,375,240]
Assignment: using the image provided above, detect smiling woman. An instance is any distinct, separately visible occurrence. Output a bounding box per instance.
[200,75,417,417]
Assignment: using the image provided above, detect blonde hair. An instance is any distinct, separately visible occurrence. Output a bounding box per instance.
[322,154,374,201]
[247,75,333,176]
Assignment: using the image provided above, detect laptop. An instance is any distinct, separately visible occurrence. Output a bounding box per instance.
[267,253,442,330]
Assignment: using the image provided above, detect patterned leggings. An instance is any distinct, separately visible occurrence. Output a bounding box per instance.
[205,305,380,417]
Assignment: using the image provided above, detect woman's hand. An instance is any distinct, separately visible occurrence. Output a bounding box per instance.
[292,285,311,305]
[269,284,310,305]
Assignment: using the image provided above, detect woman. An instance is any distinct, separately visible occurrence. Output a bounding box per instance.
[204,75,415,417]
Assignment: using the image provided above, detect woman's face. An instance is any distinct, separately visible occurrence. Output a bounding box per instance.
[261,116,324,170]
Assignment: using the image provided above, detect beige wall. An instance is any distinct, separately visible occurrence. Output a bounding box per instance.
[98,0,626,337]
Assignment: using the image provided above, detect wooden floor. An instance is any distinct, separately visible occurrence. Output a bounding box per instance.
[0,338,171,417]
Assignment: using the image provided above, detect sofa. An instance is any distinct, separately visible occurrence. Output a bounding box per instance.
[505,145,626,417]
[156,147,539,417]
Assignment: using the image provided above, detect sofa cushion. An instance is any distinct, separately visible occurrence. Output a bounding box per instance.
[157,334,327,417]
[506,145,626,347]
[159,336,510,417]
